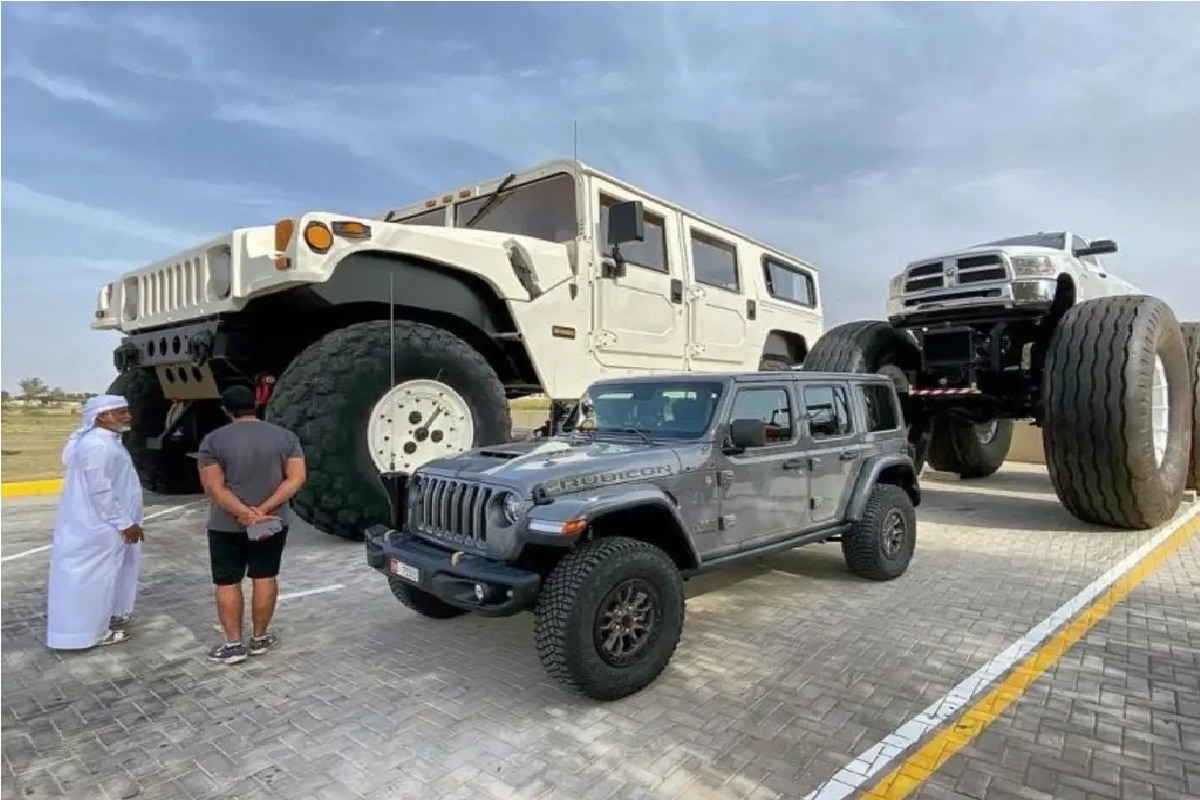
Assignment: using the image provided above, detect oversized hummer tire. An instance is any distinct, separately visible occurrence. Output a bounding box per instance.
[1182,321,1200,490]
[265,320,511,541]
[107,368,202,495]
[1042,295,1192,529]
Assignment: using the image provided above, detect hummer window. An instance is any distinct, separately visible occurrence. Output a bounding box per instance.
[454,172,579,243]
[397,207,448,227]
[728,387,794,444]
[598,194,669,272]
[577,380,723,438]
[803,385,853,438]
[859,383,900,432]
[690,230,741,293]
[762,257,817,308]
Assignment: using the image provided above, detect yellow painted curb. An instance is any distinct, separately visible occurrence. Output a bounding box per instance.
[1,479,64,498]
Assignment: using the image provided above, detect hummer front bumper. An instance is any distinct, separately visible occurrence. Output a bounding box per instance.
[887,278,1057,321]
[364,525,541,617]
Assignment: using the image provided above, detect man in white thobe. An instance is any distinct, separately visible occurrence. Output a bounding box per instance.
[45,394,145,650]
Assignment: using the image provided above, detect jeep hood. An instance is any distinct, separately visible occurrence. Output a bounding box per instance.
[419,437,686,490]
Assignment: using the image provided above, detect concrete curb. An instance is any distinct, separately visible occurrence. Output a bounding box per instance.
[1,479,64,498]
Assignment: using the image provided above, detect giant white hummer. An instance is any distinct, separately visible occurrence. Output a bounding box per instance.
[91,158,826,539]
[802,230,1200,530]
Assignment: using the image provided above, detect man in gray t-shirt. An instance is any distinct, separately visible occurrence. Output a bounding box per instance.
[197,385,306,665]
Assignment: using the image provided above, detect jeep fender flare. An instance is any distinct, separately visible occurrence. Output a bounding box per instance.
[845,454,921,522]
[529,485,701,570]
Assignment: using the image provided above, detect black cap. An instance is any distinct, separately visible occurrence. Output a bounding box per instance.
[220,385,257,414]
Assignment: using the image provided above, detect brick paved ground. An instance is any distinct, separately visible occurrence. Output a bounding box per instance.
[1,464,1196,800]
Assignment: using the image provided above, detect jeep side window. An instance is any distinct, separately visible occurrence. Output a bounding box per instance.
[803,385,852,438]
[859,383,900,432]
[762,256,817,307]
[598,194,668,272]
[729,387,793,444]
[690,229,741,292]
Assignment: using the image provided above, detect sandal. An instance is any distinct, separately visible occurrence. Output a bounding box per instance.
[98,628,130,647]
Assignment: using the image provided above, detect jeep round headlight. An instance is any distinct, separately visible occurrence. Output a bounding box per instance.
[501,493,525,524]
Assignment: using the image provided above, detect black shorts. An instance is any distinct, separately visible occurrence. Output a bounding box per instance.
[207,527,289,586]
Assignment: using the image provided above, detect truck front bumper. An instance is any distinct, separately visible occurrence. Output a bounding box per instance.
[364,525,541,617]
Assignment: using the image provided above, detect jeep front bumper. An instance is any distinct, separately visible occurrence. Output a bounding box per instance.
[887,278,1056,321]
[364,525,541,617]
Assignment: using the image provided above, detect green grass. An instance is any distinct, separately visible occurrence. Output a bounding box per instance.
[1,406,81,482]
[509,396,550,411]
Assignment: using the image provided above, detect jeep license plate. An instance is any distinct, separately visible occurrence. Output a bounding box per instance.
[389,558,419,583]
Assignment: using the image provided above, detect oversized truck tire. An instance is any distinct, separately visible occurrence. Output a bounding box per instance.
[265,320,512,541]
[107,369,202,495]
[1041,295,1192,529]
[1182,322,1200,490]
[926,415,1013,479]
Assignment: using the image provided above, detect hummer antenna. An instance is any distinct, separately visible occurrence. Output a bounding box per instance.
[573,119,578,164]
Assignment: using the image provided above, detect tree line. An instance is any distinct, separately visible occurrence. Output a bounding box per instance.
[2,377,97,405]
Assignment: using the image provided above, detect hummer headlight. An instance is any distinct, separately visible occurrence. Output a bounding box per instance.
[501,493,525,524]
[1010,256,1056,277]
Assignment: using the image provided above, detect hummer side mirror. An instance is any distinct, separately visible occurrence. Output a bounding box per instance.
[1074,239,1117,257]
[601,200,644,280]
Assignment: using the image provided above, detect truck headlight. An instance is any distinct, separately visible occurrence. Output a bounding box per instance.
[888,274,905,296]
[501,493,526,524]
[1010,256,1056,277]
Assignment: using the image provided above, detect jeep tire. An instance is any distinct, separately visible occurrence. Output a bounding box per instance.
[926,414,1013,479]
[1181,322,1200,490]
[534,537,685,702]
[387,577,466,619]
[842,483,916,581]
[265,320,511,540]
[1042,296,1192,529]
[107,369,202,495]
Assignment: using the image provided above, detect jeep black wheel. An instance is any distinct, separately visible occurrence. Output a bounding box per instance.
[842,483,916,581]
[387,577,467,619]
[107,369,203,495]
[1181,321,1200,491]
[1042,296,1192,529]
[926,414,1013,479]
[265,320,511,541]
[534,537,685,702]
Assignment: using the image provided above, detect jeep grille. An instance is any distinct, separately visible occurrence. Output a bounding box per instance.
[903,255,1008,292]
[409,477,491,546]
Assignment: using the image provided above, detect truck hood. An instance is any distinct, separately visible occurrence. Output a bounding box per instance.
[418,436,689,493]
[910,244,1063,265]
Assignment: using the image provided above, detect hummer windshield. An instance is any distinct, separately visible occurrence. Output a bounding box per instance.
[566,379,726,440]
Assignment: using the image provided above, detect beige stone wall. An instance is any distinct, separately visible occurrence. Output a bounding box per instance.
[1007,421,1045,465]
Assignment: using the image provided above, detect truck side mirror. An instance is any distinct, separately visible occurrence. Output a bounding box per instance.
[1074,239,1118,257]
[604,200,645,246]
[726,418,767,452]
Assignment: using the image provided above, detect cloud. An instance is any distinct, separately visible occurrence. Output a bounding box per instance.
[3,55,148,119]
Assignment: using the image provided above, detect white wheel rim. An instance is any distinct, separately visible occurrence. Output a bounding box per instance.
[1151,355,1170,468]
[366,379,475,473]
[976,420,999,445]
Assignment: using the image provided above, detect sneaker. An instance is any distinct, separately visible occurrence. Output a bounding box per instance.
[248,633,276,656]
[110,614,132,628]
[207,642,248,665]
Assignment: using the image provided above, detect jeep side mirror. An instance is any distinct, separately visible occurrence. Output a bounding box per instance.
[1074,239,1117,257]
[727,418,767,451]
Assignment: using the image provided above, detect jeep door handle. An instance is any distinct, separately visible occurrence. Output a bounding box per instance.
[839,451,857,461]
[782,459,805,471]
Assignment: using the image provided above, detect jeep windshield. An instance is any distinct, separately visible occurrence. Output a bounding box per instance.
[975,232,1066,250]
[566,380,725,440]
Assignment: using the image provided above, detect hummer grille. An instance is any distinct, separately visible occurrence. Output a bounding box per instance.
[903,255,1008,292]
[409,477,492,546]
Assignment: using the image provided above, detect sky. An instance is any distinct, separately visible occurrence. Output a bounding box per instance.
[3,1,1199,393]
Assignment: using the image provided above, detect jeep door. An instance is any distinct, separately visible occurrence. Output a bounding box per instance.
[716,382,810,550]
[590,178,689,372]
[798,381,870,524]
[680,218,749,369]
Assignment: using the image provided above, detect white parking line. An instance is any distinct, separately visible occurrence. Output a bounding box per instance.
[278,583,344,601]
[0,499,207,563]
[802,503,1200,800]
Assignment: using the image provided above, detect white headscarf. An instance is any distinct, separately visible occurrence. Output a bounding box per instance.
[62,394,129,465]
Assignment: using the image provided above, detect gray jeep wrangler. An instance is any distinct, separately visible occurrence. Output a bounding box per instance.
[364,370,921,701]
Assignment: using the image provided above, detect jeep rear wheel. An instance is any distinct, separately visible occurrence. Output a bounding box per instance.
[387,577,466,619]
[107,369,203,495]
[926,415,1013,479]
[534,537,685,701]
[1042,296,1192,529]
[265,320,511,540]
[842,483,916,580]
[1182,321,1200,491]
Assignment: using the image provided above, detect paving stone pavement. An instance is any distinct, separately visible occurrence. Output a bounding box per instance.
[1,464,1197,800]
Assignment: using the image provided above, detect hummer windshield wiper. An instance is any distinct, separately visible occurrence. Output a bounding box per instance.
[463,173,517,229]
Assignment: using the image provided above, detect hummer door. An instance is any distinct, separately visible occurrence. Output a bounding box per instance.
[591,183,688,372]
[680,218,749,369]
[798,382,868,524]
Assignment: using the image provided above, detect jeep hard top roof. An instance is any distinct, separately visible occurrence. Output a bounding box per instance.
[588,370,895,389]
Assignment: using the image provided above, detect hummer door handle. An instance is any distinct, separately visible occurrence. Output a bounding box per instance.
[782,459,805,471]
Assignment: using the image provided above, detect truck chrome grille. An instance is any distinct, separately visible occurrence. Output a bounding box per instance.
[903,255,1009,292]
[409,477,491,546]
[139,257,208,318]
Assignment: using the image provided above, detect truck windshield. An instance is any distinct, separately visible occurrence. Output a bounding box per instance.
[976,232,1066,250]
[452,172,579,243]
[567,380,726,439]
